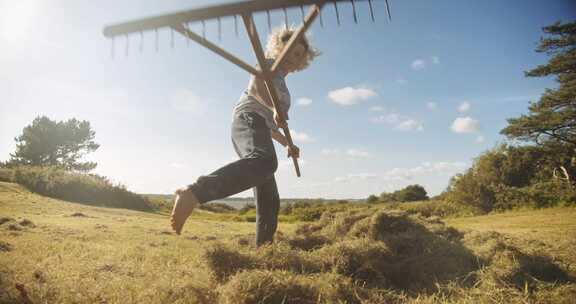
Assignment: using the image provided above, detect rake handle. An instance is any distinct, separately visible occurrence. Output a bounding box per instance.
[281,125,301,177]
[242,14,302,177]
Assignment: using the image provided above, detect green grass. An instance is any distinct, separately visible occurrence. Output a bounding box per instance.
[1,181,575,303]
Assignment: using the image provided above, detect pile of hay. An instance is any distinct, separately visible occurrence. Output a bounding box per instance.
[201,209,572,303]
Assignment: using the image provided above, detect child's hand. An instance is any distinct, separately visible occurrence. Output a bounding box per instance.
[287,144,300,159]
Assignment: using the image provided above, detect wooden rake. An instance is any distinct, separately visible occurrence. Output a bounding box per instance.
[103,0,392,177]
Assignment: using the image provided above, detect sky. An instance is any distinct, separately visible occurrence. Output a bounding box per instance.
[1,0,575,199]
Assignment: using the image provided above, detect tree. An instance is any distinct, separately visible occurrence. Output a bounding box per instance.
[501,21,576,181]
[379,184,429,202]
[7,116,99,172]
[394,184,429,202]
[366,194,378,204]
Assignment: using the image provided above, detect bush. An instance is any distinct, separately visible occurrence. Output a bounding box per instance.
[279,200,370,222]
[444,144,576,213]
[526,181,576,207]
[445,171,496,213]
[0,166,154,211]
[366,194,378,204]
[200,202,236,213]
[239,203,255,214]
[379,184,429,203]
[380,200,483,217]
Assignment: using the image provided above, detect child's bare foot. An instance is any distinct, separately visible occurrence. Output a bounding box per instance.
[170,188,200,235]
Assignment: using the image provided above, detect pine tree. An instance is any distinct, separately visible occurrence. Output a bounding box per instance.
[7,116,99,172]
[501,21,576,182]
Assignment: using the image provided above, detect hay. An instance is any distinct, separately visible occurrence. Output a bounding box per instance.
[203,243,258,282]
[218,270,395,304]
[314,238,393,287]
[0,217,13,225]
[208,209,572,302]
[255,243,323,274]
[18,219,35,227]
[0,241,12,252]
[286,234,330,251]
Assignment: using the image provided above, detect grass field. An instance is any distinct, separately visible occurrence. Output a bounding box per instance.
[1,181,575,303]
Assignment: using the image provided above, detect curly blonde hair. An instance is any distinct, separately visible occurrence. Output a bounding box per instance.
[265,27,320,72]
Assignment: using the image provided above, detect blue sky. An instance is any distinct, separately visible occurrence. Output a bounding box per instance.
[1,0,574,199]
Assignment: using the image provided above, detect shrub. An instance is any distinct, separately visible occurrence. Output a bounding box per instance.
[200,202,236,213]
[381,200,483,217]
[0,166,154,211]
[526,181,576,207]
[239,203,255,214]
[366,194,378,204]
[379,184,429,203]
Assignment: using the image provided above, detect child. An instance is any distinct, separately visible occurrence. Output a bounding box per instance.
[170,27,319,247]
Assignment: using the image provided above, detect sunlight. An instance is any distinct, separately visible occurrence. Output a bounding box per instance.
[0,1,40,43]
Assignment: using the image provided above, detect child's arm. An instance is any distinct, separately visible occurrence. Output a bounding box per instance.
[271,129,300,158]
[271,129,288,147]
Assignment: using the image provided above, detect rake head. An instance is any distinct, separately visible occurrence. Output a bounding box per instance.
[103,0,391,56]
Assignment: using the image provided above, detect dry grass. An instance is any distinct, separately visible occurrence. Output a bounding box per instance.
[1,181,575,303]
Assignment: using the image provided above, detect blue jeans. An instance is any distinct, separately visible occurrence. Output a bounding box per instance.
[188,111,280,247]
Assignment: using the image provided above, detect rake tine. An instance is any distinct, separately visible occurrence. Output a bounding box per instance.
[385,0,392,21]
[155,28,159,52]
[125,34,129,57]
[267,10,271,32]
[234,15,239,37]
[110,37,115,59]
[283,7,288,29]
[170,27,175,49]
[218,17,222,41]
[368,0,375,22]
[140,31,144,53]
[319,6,324,28]
[333,1,340,26]
[202,20,206,40]
[351,0,357,24]
[300,5,305,23]
[186,23,191,47]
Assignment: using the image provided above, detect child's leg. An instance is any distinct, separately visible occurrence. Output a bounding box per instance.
[254,176,280,247]
[187,112,278,204]
[171,112,277,234]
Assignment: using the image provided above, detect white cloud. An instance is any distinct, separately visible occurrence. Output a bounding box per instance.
[170,89,205,114]
[320,148,340,156]
[334,173,378,183]
[411,59,426,70]
[278,158,307,172]
[475,135,485,143]
[451,117,480,133]
[371,111,424,132]
[346,148,370,158]
[396,119,424,131]
[290,129,314,143]
[431,56,440,64]
[320,148,370,159]
[426,102,437,110]
[370,106,385,112]
[296,97,312,107]
[395,77,407,85]
[169,162,186,169]
[382,161,468,181]
[457,101,471,113]
[328,86,377,106]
